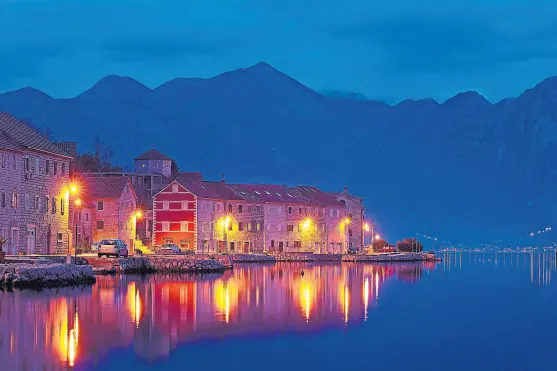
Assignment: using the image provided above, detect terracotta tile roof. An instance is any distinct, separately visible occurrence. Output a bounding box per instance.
[178,180,243,200]
[82,177,136,199]
[0,112,71,157]
[135,149,173,161]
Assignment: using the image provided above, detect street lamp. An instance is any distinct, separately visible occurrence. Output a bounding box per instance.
[342,218,351,253]
[73,198,82,261]
[134,210,144,254]
[363,222,370,253]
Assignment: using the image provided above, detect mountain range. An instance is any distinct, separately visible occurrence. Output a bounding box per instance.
[1,61,557,246]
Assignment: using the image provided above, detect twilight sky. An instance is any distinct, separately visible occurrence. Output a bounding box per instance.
[2,0,557,103]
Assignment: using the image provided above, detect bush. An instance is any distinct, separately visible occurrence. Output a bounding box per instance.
[396,238,424,252]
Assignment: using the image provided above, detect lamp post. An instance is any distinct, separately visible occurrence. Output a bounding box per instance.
[343,218,351,254]
[134,210,143,254]
[363,222,370,254]
[73,198,82,261]
[67,182,79,259]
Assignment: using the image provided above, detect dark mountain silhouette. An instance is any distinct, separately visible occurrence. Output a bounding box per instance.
[1,62,556,246]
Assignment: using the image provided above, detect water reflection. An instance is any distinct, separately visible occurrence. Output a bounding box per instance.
[0,262,432,369]
[441,251,557,286]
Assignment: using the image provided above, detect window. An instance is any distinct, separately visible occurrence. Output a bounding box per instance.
[287,224,294,232]
[60,198,65,215]
[11,191,18,208]
[340,200,346,205]
[53,162,58,175]
[271,240,275,247]
[1,153,5,168]
[181,222,189,232]
[294,241,302,249]
[35,157,39,172]
[254,191,261,195]
[256,223,262,231]
[264,191,270,195]
[12,154,17,170]
[61,163,66,175]
[238,222,244,231]
[34,196,39,210]
[336,210,340,217]
[96,221,104,230]
[57,232,63,242]
[52,198,56,213]
[97,201,104,211]
[78,211,82,221]
[44,197,49,212]
[182,201,187,210]
[228,204,232,212]
[349,229,353,237]
[24,157,30,172]
[1,192,4,207]
[162,222,170,232]
[238,205,243,213]
[216,204,221,211]
[85,212,89,221]
[45,160,50,175]
[172,184,178,193]
[298,208,302,214]
[162,201,169,210]
[288,207,292,214]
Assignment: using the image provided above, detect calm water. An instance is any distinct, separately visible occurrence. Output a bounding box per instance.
[2,252,557,371]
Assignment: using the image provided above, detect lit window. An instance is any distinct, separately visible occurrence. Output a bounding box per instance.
[163,201,169,210]
[162,222,170,232]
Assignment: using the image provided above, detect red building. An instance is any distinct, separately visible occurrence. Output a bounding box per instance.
[152,181,197,250]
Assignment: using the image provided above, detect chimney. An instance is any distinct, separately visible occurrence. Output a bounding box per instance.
[282,184,287,189]
[344,186,348,194]
[221,174,226,184]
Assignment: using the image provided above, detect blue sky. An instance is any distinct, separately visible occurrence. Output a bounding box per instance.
[2,0,557,103]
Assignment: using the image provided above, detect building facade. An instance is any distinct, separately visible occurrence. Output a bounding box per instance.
[152,179,364,254]
[73,177,138,250]
[0,112,72,255]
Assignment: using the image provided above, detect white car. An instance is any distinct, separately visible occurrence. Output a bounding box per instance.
[159,243,181,254]
[98,239,129,258]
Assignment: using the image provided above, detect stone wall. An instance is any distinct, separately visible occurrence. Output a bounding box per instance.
[231,253,275,263]
[87,255,228,274]
[0,263,94,287]
[0,147,71,255]
[341,253,431,262]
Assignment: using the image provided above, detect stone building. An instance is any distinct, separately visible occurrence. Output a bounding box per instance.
[331,187,365,251]
[151,179,362,254]
[74,177,138,250]
[0,112,72,254]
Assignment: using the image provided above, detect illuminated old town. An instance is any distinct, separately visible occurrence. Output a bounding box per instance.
[3,0,557,369]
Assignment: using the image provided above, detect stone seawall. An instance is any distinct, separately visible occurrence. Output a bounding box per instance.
[342,253,432,262]
[87,256,228,274]
[231,254,276,263]
[274,253,342,262]
[0,263,95,287]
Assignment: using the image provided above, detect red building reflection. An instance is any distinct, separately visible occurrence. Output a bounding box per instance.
[0,262,433,368]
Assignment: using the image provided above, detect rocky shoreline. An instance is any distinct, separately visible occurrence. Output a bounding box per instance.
[0,263,95,288]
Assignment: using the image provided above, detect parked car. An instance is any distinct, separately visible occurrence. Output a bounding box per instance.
[184,249,195,255]
[98,239,129,258]
[91,242,100,251]
[159,243,181,254]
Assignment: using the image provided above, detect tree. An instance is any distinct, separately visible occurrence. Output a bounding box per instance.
[396,238,424,252]
[171,159,180,174]
[76,137,122,173]
[372,239,389,252]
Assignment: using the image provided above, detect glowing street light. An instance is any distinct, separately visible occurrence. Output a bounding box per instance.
[69,183,78,194]
[302,218,312,231]
[74,199,82,207]
[363,223,370,232]
[135,210,143,219]
[375,234,380,241]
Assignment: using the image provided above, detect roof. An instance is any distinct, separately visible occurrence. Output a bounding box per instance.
[232,184,308,203]
[135,149,173,161]
[328,191,364,203]
[178,180,244,200]
[292,186,344,206]
[174,172,203,181]
[0,112,72,157]
[82,177,136,199]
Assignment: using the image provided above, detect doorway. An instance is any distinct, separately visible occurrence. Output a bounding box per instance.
[243,241,250,253]
[27,226,36,255]
[10,227,19,255]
